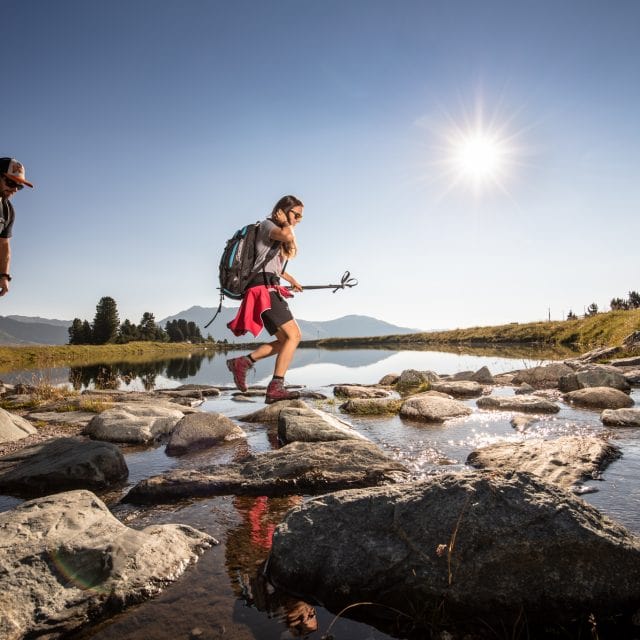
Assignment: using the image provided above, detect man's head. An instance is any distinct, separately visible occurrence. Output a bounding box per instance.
[0,158,34,199]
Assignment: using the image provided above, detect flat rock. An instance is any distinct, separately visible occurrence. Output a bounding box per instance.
[0,490,215,639]
[430,380,484,398]
[563,387,635,410]
[266,471,640,629]
[601,408,640,427]
[166,412,246,456]
[174,384,221,396]
[467,435,620,489]
[84,402,184,444]
[610,356,640,368]
[0,437,128,496]
[511,363,574,389]
[340,397,403,415]
[558,367,631,393]
[26,410,97,427]
[0,407,37,443]
[400,393,472,422]
[124,440,410,504]
[156,389,204,399]
[477,395,560,414]
[278,405,368,443]
[333,385,389,399]
[237,399,308,423]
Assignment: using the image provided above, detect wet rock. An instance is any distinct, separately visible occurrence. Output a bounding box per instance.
[237,399,308,423]
[124,440,410,503]
[510,415,539,431]
[26,410,96,428]
[0,489,215,639]
[558,367,631,393]
[450,370,474,381]
[340,397,403,415]
[396,369,439,392]
[515,382,535,395]
[232,389,266,397]
[156,389,204,400]
[493,372,516,385]
[467,435,620,490]
[0,437,128,496]
[166,412,246,456]
[84,402,184,444]
[378,373,399,386]
[601,408,640,427]
[400,393,472,422]
[278,405,367,443]
[231,394,256,403]
[429,380,484,398]
[174,384,221,396]
[471,366,495,384]
[333,385,389,399]
[0,407,37,443]
[266,471,640,628]
[623,369,640,385]
[511,363,574,389]
[477,395,560,414]
[563,387,635,410]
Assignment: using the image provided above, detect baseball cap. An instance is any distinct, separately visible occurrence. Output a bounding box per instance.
[0,157,34,188]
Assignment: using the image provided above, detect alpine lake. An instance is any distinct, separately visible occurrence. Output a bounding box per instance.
[2,344,640,640]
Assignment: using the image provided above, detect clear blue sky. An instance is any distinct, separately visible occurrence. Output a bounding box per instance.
[4,0,639,330]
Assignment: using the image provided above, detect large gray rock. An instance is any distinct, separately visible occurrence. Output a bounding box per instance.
[558,368,631,393]
[511,363,574,389]
[400,393,472,422]
[396,369,439,392]
[124,440,410,504]
[563,387,635,410]
[333,385,389,399]
[266,471,640,628]
[601,408,640,427]
[477,395,560,414]
[340,397,403,415]
[0,490,215,639]
[429,380,484,398]
[237,399,308,423]
[467,436,620,490]
[26,410,97,428]
[0,437,128,496]
[278,406,367,443]
[166,412,246,455]
[84,402,184,444]
[0,407,37,443]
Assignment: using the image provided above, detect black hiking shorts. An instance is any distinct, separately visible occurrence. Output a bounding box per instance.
[262,291,294,335]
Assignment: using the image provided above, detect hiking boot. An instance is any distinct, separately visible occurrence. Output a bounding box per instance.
[226,356,253,392]
[265,378,300,404]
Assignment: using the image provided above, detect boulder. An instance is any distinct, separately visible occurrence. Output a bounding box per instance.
[340,397,403,415]
[429,380,484,398]
[400,393,472,422]
[471,366,495,384]
[333,385,389,399]
[84,402,184,444]
[558,368,631,393]
[124,440,410,504]
[396,369,439,392]
[601,408,640,428]
[477,395,560,414]
[378,373,399,386]
[467,436,620,490]
[237,399,308,423]
[266,471,640,629]
[511,363,574,389]
[278,406,367,443]
[0,408,37,443]
[450,370,474,381]
[0,437,128,496]
[563,387,635,410]
[623,369,640,385]
[0,490,215,639]
[166,412,246,456]
[515,382,535,395]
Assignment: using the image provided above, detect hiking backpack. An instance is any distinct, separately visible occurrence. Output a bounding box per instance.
[204,221,280,327]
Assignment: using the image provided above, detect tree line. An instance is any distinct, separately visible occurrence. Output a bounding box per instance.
[68,296,208,345]
[566,290,640,320]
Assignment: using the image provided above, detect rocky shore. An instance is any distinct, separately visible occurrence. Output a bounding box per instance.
[1,341,640,638]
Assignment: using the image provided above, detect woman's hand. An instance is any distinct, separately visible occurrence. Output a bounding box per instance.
[274,209,289,227]
[289,277,303,292]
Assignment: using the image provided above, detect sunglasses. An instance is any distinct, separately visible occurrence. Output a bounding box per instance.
[3,176,23,191]
[292,211,303,220]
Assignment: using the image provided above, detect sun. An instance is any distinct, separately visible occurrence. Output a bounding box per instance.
[452,132,506,183]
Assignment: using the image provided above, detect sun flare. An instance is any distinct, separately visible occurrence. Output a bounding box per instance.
[452,132,506,182]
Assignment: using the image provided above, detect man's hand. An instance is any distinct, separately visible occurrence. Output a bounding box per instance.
[0,276,10,296]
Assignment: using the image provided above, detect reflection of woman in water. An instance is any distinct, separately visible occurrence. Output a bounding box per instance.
[226,495,318,637]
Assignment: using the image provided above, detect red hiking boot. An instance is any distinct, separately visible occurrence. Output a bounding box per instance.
[226,356,253,392]
[265,378,300,404]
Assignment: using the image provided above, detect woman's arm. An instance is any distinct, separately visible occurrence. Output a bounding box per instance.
[281,271,303,292]
[269,210,298,242]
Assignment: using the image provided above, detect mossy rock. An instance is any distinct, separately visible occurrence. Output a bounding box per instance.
[340,398,403,416]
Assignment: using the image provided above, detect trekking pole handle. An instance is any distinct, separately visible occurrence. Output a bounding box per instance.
[286,271,358,292]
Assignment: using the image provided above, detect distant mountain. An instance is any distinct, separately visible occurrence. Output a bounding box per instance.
[0,316,71,345]
[160,306,420,342]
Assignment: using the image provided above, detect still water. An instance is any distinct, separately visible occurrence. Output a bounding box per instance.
[3,347,639,639]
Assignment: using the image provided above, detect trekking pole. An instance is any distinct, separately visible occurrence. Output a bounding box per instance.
[288,270,358,293]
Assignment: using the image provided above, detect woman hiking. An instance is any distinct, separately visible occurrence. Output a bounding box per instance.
[226,195,304,404]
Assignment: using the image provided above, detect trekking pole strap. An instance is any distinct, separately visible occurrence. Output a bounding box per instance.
[204,291,224,328]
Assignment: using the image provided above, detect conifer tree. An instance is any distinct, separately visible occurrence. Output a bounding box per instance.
[92,296,120,344]
[68,318,84,344]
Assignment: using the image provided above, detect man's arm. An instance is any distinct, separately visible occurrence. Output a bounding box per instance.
[0,238,11,296]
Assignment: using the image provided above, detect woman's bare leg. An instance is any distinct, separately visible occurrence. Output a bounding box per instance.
[272,319,301,377]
